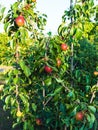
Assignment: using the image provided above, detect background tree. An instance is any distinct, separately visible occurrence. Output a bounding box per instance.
[58,0,98,129]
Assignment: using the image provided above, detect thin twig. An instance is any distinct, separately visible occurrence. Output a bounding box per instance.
[15,40,20,111]
[42,81,45,109]
[90,91,96,104]
[44,97,52,106]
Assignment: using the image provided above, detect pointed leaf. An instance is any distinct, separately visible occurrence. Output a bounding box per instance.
[88,106,96,113]
[19,60,31,77]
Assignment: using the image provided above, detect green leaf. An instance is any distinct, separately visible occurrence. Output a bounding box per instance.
[19,60,25,69]
[19,60,31,77]
[55,78,64,83]
[5,95,11,104]
[31,103,37,112]
[46,118,52,124]
[75,28,82,40]
[49,87,62,96]
[60,103,66,113]
[85,85,91,92]
[58,23,66,36]
[86,113,91,122]
[80,126,88,130]
[11,98,16,106]
[67,91,75,98]
[24,66,31,77]
[84,22,94,33]
[1,7,6,14]
[86,113,96,128]
[19,94,28,104]
[86,75,90,84]
[70,106,78,116]
[88,106,96,113]
[70,26,77,36]
[23,121,34,130]
[89,113,95,128]
[44,78,52,86]
[19,94,29,112]
[80,125,85,130]
[12,122,19,128]
[23,121,28,130]
[54,87,62,94]
[4,22,10,32]
[13,77,19,84]
[74,127,78,130]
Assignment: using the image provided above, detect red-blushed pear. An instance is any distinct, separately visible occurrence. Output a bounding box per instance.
[44,66,52,73]
[36,118,42,125]
[15,15,25,27]
[75,111,84,121]
[61,43,68,51]
[56,58,61,67]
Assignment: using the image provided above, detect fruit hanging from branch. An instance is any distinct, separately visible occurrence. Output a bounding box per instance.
[75,111,84,121]
[44,65,52,73]
[15,15,25,27]
[36,118,42,125]
[61,43,68,51]
[56,58,61,67]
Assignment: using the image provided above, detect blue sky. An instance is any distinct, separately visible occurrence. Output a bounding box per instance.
[0,0,98,34]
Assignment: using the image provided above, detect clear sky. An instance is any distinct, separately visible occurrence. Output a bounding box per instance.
[0,0,70,34]
[36,0,70,34]
[0,0,98,34]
